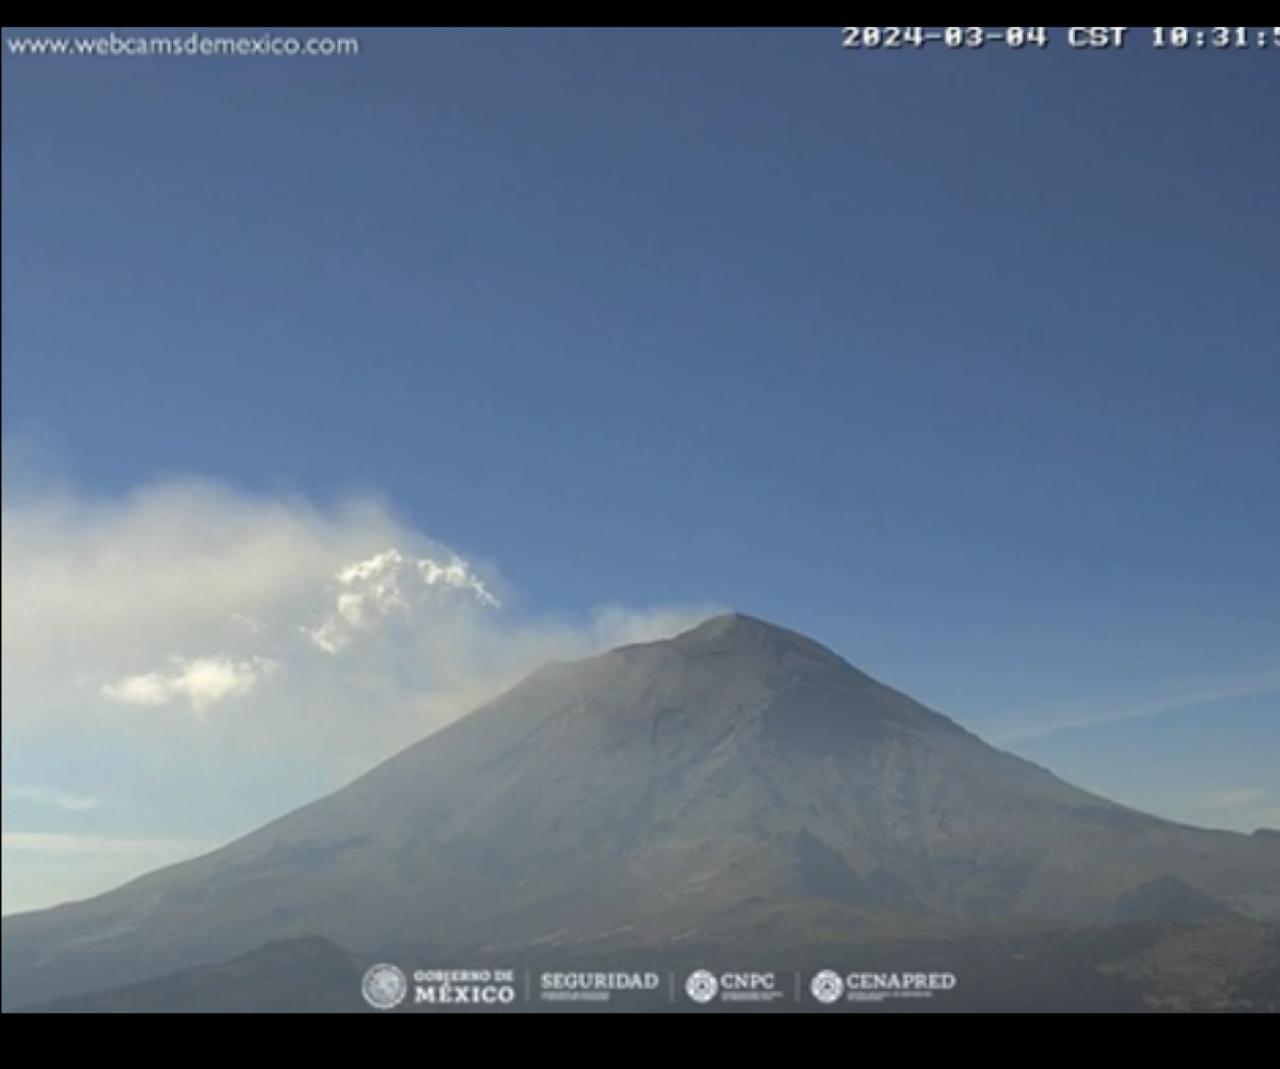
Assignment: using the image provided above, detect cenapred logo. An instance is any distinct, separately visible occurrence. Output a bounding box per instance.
[810,970,845,1005]
[361,963,409,1010]
[685,969,719,1004]
[809,969,958,1005]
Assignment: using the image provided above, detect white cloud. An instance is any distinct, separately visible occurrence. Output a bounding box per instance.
[101,655,281,715]
[1,784,101,812]
[415,555,499,606]
[304,547,498,654]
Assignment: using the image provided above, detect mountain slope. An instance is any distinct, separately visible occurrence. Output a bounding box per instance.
[4,613,1277,1009]
[24,937,362,1014]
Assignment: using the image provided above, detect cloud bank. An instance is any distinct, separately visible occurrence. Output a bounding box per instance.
[2,478,710,742]
[1,475,714,912]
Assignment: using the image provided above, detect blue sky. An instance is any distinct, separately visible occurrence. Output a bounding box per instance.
[2,29,1277,912]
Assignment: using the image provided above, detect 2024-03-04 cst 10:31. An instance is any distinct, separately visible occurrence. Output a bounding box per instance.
[840,27,1280,50]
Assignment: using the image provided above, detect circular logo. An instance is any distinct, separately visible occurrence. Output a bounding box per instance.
[685,969,719,1004]
[361,963,408,1010]
[811,970,845,1005]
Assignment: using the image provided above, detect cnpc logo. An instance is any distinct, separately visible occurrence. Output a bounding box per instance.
[684,969,782,1004]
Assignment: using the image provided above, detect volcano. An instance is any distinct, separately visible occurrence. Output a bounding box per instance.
[4,613,1278,1010]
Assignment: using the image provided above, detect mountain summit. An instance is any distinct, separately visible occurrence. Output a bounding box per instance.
[4,614,1278,1009]
[668,610,848,655]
